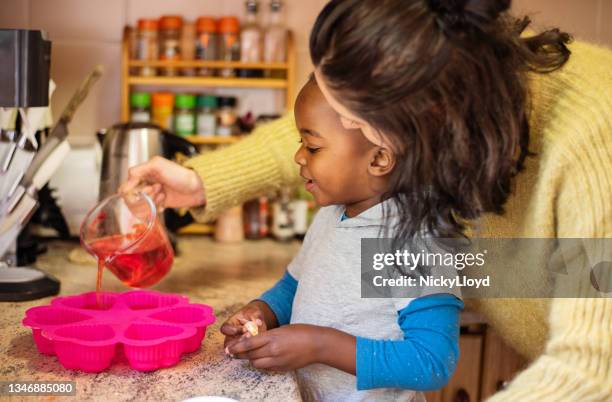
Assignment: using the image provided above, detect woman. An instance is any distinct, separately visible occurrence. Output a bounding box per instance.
[122,0,612,400]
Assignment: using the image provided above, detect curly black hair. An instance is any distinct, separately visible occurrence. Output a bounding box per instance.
[310,0,571,240]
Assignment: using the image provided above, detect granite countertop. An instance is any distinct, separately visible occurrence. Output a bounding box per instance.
[0,237,303,402]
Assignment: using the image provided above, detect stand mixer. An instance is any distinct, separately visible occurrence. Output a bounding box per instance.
[0,29,102,301]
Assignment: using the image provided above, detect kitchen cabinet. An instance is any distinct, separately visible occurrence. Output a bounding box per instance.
[424,325,527,402]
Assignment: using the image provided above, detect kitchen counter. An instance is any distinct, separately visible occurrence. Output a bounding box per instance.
[0,237,303,402]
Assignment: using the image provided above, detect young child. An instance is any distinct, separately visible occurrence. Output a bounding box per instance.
[221,78,463,401]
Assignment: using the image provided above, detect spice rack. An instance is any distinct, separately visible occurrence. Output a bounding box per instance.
[120,26,296,138]
[120,26,296,235]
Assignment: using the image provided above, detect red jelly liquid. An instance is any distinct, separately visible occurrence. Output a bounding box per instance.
[89,223,173,288]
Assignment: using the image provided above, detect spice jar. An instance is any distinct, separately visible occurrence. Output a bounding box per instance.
[218,17,240,78]
[196,95,218,137]
[195,17,218,77]
[130,92,151,123]
[217,96,238,137]
[180,22,196,76]
[239,0,264,78]
[174,94,196,137]
[135,19,158,77]
[152,92,174,129]
[159,15,183,76]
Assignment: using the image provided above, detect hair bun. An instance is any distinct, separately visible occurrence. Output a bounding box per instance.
[428,0,511,34]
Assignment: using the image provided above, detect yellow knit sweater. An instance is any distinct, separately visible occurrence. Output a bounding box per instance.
[184,40,612,401]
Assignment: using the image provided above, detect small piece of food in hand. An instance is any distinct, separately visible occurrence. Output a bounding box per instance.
[244,320,259,336]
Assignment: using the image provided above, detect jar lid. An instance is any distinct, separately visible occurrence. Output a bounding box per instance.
[217,96,237,108]
[196,17,217,33]
[152,92,175,107]
[175,94,196,109]
[197,95,218,108]
[137,19,158,31]
[159,15,183,30]
[218,17,239,33]
[130,92,151,108]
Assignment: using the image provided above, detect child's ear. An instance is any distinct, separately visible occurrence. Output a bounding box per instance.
[368,147,395,176]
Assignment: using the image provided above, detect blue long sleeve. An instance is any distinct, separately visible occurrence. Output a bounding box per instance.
[257,271,298,326]
[356,294,463,391]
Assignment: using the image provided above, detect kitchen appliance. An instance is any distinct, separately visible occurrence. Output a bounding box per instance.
[97,122,198,232]
[0,28,102,301]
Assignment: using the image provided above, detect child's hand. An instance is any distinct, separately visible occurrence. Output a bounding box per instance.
[227,324,323,371]
[220,302,268,350]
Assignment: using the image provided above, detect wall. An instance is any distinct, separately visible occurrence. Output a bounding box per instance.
[0,0,610,143]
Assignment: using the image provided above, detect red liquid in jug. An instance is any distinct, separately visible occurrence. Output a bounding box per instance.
[89,223,173,289]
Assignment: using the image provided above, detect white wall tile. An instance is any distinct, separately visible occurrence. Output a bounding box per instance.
[29,0,125,42]
[50,41,121,139]
[0,0,29,29]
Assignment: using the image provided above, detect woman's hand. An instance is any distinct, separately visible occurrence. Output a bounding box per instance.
[118,156,206,209]
[220,301,275,350]
[227,324,324,371]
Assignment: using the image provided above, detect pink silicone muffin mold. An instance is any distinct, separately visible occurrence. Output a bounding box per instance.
[22,291,216,373]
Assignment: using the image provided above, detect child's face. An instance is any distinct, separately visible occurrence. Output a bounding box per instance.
[294,80,389,215]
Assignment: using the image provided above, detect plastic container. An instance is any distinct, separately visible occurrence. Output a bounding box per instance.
[159,16,183,76]
[195,17,218,77]
[130,92,151,123]
[196,95,218,137]
[152,92,175,129]
[135,19,159,76]
[218,17,240,78]
[174,94,196,137]
[22,290,216,373]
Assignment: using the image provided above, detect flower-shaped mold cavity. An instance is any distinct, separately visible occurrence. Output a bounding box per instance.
[22,291,216,373]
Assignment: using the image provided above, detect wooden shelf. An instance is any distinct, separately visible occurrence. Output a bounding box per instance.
[184,135,244,145]
[129,60,289,70]
[128,76,288,88]
[178,223,215,235]
[121,25,296,123]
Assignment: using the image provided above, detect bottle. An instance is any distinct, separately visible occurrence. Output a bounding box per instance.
[196,95,218,137]
[243,196,269,239]
[218,17,241,78]
[135,19,159,77]
[130,92,151,123]
[239,0,264,78]
[180,22,196,76]
[174,94,196,137]
[272,188,294,241]
[159,16,183,76]
[264,0,288,78]
[195,17,218,77]
[217,96,238,137]
[151,92,175,129]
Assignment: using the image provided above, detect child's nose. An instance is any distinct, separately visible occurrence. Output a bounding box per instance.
[294,147,307,166]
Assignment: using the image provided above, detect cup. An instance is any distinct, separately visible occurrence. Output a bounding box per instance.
[80,192,173,288]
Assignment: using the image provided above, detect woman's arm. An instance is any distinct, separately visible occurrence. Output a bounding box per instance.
[183,113,302,222]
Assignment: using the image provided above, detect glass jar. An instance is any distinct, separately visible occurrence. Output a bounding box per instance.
[151,92,174,129]
[195,17,218,77]
[264,0,288,78]
[217,96,238,137]
[218,17,240,78]
[130,92,151,123]
[159,15,183,76]
[196,95,218,137]
[239,0,263,78]
[135,19,158,77]
[174,94,196,137]
[180,22,196,76]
